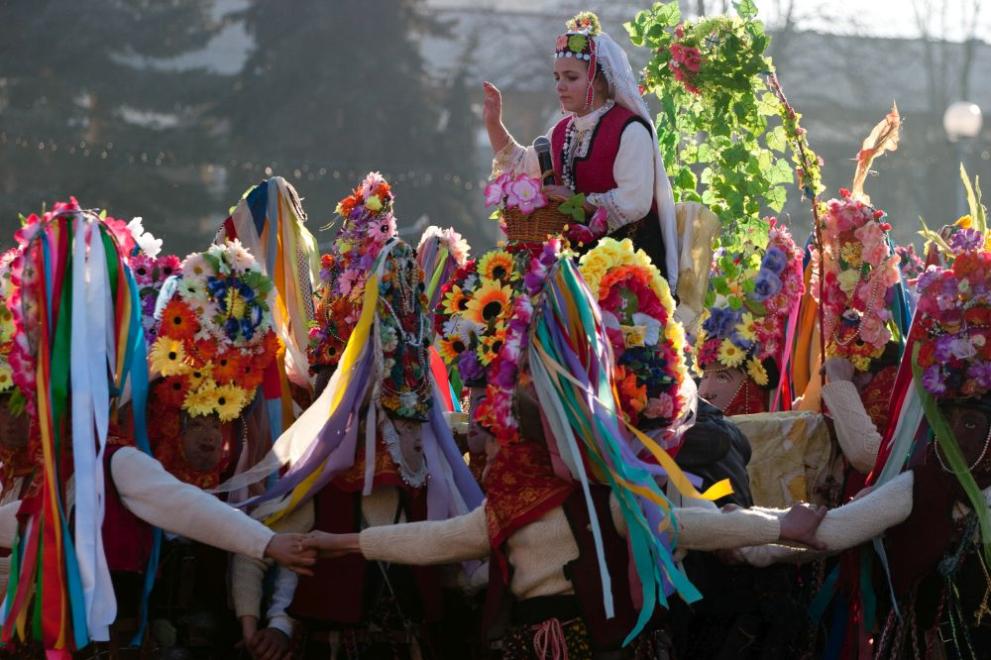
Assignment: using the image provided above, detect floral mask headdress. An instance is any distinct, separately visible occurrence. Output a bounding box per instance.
[695,219,804,386]
[810,188,901,371]
[579,238,690,433]
[149,240,279,423]
[433,247,530,387]
[416,225,470,314]
[309,172,398,372]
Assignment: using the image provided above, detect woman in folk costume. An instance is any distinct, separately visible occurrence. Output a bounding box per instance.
[308,239,828,659]
[222,173,483,660]
[0,202,314,658]
[742,236,991,657]
[483,11,678,284]
[138,241,282,656]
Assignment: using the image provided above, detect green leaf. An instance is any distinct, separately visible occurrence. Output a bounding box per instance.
[756,92,779,117]
[768,158,793,185]
[918,215,954,255]
[735,0,759,19]
[960,164,987,232]
[765,185,787,212]
[675,167,697,191]
[655,2,682,27]
[766,125,787,152]
[559,193,587,223]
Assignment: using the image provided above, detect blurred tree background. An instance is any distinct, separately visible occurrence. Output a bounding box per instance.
[1,0,989,255]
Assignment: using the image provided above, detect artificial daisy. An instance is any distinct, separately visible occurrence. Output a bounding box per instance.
[160,299,200,341]
[150,337,191,377]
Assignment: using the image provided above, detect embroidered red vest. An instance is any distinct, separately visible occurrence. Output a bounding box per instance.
[550,105,658,218]
[550,105,668,277]
[103,444,154,574]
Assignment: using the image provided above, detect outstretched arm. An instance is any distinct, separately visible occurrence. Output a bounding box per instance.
[307,504,491,565]
[111,446,315,572]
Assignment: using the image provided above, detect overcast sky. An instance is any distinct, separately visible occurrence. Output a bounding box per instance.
[425,0,991,42]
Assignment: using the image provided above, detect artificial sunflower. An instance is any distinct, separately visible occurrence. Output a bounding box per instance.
[160,299,200,341]
[150,337,191,377]
[465,280,513,327]
[441,285,470,317]
[477,250,516,283]
[437,336,468,364]
[476,332,507,367]
[186,367,213,391]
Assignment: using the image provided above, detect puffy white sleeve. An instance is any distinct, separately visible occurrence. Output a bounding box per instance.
[822,380,883,474]
[492,131,544,179]
[110,446,274,559]
[585,122,656,232]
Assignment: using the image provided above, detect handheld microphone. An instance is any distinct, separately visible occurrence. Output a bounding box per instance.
[533,137,555,186]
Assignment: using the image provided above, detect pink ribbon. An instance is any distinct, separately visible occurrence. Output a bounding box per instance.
[771,297,802,412]
[533,618,569,660]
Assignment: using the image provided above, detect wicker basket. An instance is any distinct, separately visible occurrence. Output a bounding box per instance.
[502,201,571,243]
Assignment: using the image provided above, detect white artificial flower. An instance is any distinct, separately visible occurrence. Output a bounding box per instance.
[127,217,163,258]
[632,312,662,346]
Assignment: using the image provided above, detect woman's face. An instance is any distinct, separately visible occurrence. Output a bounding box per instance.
[942,403,991,468]
[181,414,224,472]
[698,367,746,412]
[0,395,28,450]
[554,57,596,114]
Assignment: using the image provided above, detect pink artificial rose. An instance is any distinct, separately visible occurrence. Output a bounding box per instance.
[856,222,888,267]
[645,393,674,420]
[858,314,890,348]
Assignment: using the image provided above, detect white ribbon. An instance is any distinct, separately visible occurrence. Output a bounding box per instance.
[70,217,115,640]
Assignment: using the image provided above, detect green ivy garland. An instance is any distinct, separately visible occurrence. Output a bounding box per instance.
[626,1,823,250]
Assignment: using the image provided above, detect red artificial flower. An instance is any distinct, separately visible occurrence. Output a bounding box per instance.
[160,299,200,342]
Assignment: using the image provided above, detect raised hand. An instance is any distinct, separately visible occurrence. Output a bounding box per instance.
[263,533,317,576]
[779,503,828,550]
[482,81,503,128]
[823,356,855,383]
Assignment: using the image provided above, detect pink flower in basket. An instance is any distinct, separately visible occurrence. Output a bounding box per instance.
[484,174,510,208]
[505,175,547,214]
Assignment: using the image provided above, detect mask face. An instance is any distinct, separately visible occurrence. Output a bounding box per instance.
[181,414,224,472]
[698,367,746,412]
[941,403,991,471]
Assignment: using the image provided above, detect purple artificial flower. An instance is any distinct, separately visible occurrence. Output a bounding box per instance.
[966,360,991,390]
[760,246,788,275]
[492,359,517,389]
[950,228,984,253]
[933,334,955,362]
[922,364,947,395]
[752,270,783,301]
[458,351,485,384]
[702,306,742,339]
